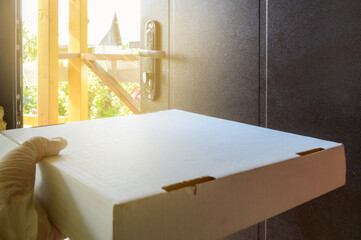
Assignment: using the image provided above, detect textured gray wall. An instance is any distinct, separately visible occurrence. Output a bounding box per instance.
[264,1,361,239]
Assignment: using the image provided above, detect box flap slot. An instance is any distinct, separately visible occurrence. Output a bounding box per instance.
[162,176,216,192]
[296,148,325,156]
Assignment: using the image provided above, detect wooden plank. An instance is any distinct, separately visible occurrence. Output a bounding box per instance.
[60,53,140,61]
[23,114,68,127]
[23,114,38,127]
[83,60,140,114]
[38,0,58,126]
[59,53,80,59]
[81,53,140,61]
[111,60,117,80]
[68,0,88,122]
[57,116,69,124]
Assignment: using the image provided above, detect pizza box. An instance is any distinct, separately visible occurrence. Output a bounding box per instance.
[0,110,345,239]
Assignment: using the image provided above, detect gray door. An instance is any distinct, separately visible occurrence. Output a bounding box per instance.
[141,0,260,125]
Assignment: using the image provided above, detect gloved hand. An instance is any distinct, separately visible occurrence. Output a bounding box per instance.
[0,137,67,240]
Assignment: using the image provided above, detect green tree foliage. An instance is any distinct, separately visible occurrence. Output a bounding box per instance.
[23,85,38,114]
[23,23,38,115]
[58,81,69,116]
[88,69,133,119]
[23,24,37,63]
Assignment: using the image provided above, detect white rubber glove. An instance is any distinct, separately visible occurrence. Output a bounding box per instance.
[0,137,67,240]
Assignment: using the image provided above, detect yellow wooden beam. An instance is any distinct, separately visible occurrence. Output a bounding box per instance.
[111,60,117,80]
[68,0,88,122]
[59,53,140,61]
[23,114,68,127]
[38,0,58,126]
[83,60,140,114]
[81,53,140,61]
[23,114,38,127]
[58,53,80,59]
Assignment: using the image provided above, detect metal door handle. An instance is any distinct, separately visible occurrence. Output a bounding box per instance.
[141,20,164,101]
[139,49,165,59]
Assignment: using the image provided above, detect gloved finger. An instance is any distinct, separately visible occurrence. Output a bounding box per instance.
[21,137,68,163]
[0,137,68,184]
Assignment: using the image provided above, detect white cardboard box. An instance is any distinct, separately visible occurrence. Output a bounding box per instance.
[1,110,345,239]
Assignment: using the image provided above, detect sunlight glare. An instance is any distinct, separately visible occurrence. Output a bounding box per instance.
[22,0,140,45]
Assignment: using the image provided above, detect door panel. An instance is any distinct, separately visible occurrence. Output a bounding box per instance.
[169,0,259,124]
[140,0,169,113]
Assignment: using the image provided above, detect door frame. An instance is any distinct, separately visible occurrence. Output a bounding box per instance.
[0,0,22,129]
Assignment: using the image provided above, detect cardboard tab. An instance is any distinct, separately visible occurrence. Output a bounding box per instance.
[296,148,325,156]
[162,176,216,192]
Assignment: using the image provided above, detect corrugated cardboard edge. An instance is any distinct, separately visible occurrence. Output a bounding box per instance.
[113,145,346,240]
[34,161,115,240]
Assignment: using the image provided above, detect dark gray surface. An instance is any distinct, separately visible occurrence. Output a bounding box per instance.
[169,0,260,124]
[265,1,361,239]
[223,223,259,240]
[168,0,360,238]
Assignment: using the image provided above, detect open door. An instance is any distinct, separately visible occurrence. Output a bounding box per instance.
[18,0,259,129]
[23,0,142,127]
[140,1,260,125]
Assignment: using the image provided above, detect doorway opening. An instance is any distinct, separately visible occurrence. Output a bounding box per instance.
[22,0,140,127]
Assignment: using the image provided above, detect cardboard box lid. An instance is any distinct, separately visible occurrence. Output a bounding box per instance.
[2,110,341,204]
[1,110,345,239]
